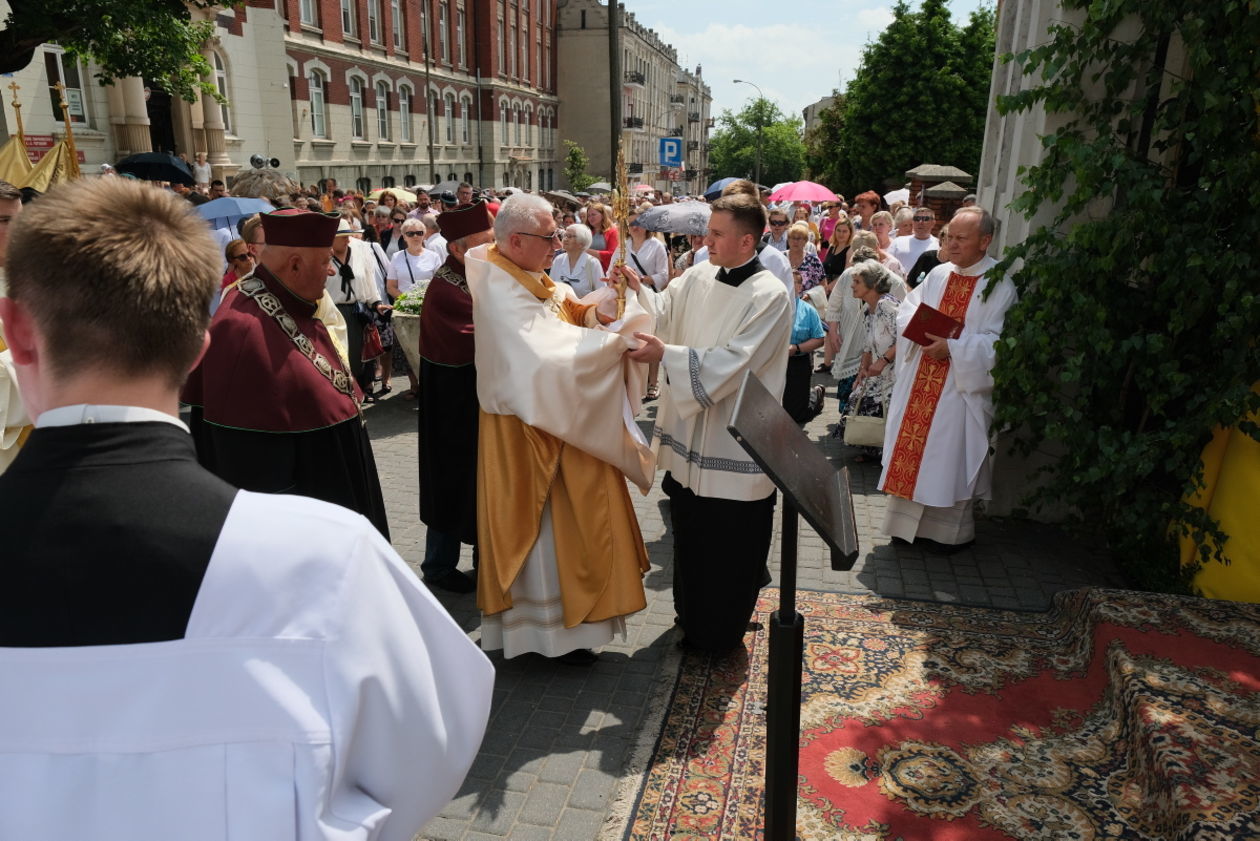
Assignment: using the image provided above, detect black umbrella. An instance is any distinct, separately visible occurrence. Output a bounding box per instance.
[114,152,195,186]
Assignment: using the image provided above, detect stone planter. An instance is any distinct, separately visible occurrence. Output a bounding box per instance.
[393,312,421,376]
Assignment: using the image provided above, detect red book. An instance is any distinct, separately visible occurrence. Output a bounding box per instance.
[902,301,964,346]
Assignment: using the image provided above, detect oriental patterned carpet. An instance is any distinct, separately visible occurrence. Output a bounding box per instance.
[606,588,1260,841]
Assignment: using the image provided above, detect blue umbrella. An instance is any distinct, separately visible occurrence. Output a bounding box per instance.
[703,177,739,201]
[196,196,275,232]
[635,202,711,236]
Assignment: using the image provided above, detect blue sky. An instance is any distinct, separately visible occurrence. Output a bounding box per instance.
[627,0,990,121]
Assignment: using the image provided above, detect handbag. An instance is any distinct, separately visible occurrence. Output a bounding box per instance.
[361,322,385,361]
[843,380,888,447]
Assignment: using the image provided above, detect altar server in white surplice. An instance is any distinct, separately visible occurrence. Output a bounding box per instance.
[0,177,493,841]
[466,193,655,666]
[879,206,1017,551]
[621,192,793,655]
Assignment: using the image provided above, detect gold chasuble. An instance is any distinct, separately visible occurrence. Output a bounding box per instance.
[882,272,980,499]
[467,245,654,628]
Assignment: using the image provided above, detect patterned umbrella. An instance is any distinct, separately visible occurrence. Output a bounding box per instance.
[634,202,711,236]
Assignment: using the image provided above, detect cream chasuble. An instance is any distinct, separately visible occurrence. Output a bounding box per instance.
[465,244,654,634]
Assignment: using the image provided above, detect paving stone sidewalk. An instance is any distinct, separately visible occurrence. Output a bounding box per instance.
[363,372,1126,841]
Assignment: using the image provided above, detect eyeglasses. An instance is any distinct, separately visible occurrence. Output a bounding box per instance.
[913,216,933,222]
[769,220,787,227]
[392,218,406,224]
[230,253,252,262]
[404,231,426,238]
[517,230,562,243]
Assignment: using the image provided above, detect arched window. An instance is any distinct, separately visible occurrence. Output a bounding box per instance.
[356,176,372,193]
[445,93,456,143]
[513,104,521,146]
[376,81,391,140]
[350,77,365,139]
[525,169,531,189]
[309,71,327,138]
[381,175,395,187]
[499,101,508,145]
[460,96,471,144]
[213,53,232,134]
[463,171,473,184]
[398,86,412,142]
[524,106,532,147]
[404,174,417,188]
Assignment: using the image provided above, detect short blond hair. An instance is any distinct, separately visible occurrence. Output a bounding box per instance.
[787,222,811,242]
[6,178,218,385]
[870,210,894,227]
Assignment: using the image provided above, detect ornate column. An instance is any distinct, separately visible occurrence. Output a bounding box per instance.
[200,47,231,168]
[118,77,153,155]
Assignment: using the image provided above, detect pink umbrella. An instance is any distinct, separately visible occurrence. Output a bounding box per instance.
[633,184,655,193]
[767,181,840,203]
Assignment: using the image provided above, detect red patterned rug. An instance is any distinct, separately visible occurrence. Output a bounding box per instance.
[606,589,1260,841]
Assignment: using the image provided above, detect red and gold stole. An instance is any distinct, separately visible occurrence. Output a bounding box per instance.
[881,272,980,500]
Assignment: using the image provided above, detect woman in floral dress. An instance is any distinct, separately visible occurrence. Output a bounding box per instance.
[846,260,900,461]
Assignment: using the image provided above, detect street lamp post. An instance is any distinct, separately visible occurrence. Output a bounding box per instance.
[733,78,764,187]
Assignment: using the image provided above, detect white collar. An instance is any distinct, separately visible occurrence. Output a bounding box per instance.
[36,404,189,432]
[953,255,996,275]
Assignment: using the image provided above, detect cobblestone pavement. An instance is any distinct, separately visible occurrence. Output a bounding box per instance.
[363,371,1126,841]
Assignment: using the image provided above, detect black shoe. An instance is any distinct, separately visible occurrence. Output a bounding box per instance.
[555,648,598,666]
[425,570,476,593]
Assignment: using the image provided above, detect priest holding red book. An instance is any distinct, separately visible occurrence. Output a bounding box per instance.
[878,206,1017,552]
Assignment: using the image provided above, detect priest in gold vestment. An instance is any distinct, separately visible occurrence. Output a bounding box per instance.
[465,194,655,664]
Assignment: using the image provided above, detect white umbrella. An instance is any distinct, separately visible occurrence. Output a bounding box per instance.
[883,188,910,206]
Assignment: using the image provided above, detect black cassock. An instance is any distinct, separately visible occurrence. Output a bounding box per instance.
[0,422,235,647]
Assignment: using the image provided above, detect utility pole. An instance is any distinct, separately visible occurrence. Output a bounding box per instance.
[733,79,764,187]
[608,0,621,176]
[424,7,436,184]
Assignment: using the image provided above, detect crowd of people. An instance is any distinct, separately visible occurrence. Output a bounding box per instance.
[0,168,1013,836]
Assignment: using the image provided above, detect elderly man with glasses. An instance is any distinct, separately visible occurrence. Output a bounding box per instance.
[763,209,792,251]
[888,206,940,276]
[463,193,655,665]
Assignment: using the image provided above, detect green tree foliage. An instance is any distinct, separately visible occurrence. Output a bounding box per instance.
[1,0,238,103]
[707,98,805,186]
[823,0,995,194]
[991,1,1260,592]
[562,140,595,192]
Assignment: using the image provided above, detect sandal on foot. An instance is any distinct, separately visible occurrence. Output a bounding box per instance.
[644,384,661,401]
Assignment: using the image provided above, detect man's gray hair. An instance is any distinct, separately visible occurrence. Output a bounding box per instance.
[373,205,393,219]
[852,260,893,294]
[494,193,554,242]
[422,214,440,233]
[564,223,593,250]
[953,205,995,238]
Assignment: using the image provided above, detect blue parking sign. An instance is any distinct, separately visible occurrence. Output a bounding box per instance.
[659,137,683,168]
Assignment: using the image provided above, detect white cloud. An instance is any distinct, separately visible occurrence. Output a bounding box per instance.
[855,6,896,31]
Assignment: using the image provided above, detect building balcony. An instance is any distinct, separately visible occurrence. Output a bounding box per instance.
[628,162,644,174]
[687,111,701,122]
[623,71,646,89]
[623,116,645,131]
[687,140,699,151]
[705,117,715,129]
[669,94,685,108]
[667,127,684,137]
